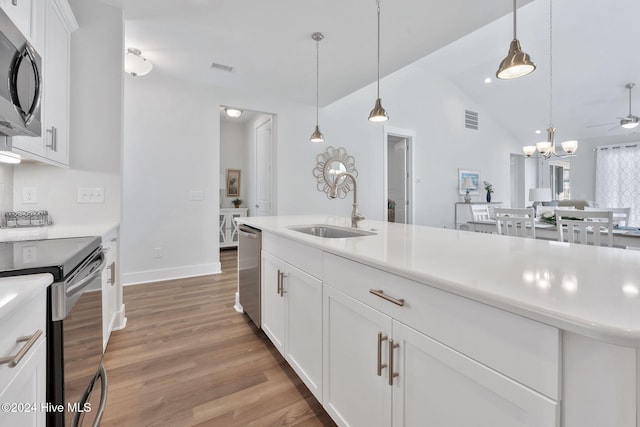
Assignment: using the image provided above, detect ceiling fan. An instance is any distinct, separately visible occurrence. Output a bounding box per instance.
[620,83,639,129]
[588,83,640,130]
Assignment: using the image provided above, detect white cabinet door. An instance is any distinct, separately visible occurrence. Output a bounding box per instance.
[284,263,322,400]
[41,0,68,165]
[261,251,285,353]
[0,337,46,427]
[323,284,392,427]
[392,321,559,427]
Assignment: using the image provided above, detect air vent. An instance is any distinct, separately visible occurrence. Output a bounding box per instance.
[465,109,479,130]
[210,62,235,72]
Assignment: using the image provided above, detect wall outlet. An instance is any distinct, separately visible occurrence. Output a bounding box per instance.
[189,190,204,201]
[77,187,105,203]
[153,247,163,258]
[22,187,37,204]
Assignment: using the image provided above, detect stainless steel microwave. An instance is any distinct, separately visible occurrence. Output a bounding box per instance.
[0,7,41,137]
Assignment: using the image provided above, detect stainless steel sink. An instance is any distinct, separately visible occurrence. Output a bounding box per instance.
[288,224,376,238]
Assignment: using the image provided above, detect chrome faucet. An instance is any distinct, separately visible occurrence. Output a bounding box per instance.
[329,172,365,228]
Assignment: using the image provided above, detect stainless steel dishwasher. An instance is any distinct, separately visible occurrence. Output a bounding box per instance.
[238,224,262,327]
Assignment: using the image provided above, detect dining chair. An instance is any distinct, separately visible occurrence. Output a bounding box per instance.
[494,208,536,238]
[584,207,631,227]
[556,209,614,247]
[470,204,491,221]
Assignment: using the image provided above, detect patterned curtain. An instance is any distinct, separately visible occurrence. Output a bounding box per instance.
[595,144,640,227]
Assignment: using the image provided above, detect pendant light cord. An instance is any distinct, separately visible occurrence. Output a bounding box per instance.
[376,0,381,98]
[512,0,517,39]
[316,36,320,126]
[548,0,553,129]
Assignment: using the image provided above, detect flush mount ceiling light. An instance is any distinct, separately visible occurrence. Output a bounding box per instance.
[368,0,389,122]
[0,151,20,164]
[523,0,577,159]
[496,0,536,80]
[124,48,153,77]
[310,32,325,142]
[620,83,639,129]
[224,108,243,118]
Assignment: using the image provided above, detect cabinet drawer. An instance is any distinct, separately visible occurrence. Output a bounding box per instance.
[0,289,46,394]
[323,252,560,400]
[263,232,322,279]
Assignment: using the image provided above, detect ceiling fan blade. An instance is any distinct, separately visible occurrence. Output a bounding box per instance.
[587,121,616,128]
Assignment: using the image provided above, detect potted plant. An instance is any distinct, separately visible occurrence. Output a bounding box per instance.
[232,198,242,208]
[483,181,494,203]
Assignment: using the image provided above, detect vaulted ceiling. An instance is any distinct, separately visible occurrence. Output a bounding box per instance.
[103,0,639,145]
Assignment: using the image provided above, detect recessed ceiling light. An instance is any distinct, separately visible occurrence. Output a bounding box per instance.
[535,129,542,134]
[484,77,492,84]
[224,108,242,118]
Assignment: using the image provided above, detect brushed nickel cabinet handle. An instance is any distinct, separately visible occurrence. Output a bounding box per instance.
[107,261,116,285]
[388,339,399,386]
[0,329,43,367]
[369,289,405,306]
[377,332,388,376]
[277,270,282,295]
[280,273,288,297]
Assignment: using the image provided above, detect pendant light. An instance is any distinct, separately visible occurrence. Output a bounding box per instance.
[523,0,577,158]
[496,0,536,80]
[309,32,325,142]
[368,0,388,122]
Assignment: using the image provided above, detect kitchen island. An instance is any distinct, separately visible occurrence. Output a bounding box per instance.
[237,215,640,427]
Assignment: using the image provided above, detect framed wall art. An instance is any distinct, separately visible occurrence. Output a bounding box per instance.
[458,169,480,195]
[225,169,241,197]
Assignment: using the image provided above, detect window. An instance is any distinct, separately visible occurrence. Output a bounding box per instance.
[595,144,640,227]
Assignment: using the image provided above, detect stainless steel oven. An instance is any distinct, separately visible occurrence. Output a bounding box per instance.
[0,236,107,427]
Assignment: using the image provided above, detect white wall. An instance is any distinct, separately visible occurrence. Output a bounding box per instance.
[12,0,122,225]
[121,68,316,284]
[0,162,12,214]
[319,59,523,228]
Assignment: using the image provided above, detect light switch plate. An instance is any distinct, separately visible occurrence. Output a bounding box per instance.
[77,187,105,203]
[189,190,204,201]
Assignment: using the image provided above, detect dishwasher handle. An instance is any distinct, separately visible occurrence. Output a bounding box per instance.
[239,225,261,239]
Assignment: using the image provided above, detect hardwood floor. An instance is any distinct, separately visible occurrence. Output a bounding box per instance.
[101,249,336,427]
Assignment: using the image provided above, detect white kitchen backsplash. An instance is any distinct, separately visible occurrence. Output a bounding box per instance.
[0,164,13,214]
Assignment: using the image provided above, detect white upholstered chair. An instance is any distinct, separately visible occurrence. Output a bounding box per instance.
[494,208,536,238]
[556,209,614,247]
[584,207,631,227]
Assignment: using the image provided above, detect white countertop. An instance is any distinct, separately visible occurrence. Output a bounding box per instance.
[0,223,119,242]
[238,215,640,347]
[0,273,53,323]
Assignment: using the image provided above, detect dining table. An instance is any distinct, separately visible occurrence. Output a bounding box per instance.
[467,219,640,249]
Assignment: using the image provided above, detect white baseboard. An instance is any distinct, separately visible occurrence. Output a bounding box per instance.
[112,304,127,331]
[122,262,222,286]
[234,291,244,313]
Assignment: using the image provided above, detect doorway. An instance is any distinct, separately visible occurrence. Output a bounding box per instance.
[255,118,273,216]
[384,126,415,224]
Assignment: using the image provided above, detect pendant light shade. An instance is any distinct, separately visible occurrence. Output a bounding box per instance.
[496,0,535,80]
[368,0,388,122]
[309,32,325,142]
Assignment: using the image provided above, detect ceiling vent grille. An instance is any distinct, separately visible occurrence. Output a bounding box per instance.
[465,109,479,130]
[210,62,235,72]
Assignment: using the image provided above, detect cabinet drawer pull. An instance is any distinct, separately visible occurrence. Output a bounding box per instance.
[369,289,405,306]
[107,261,116,285]
[0,329,42,367]
[277,270,282,295]
[388,339,399,386]
[377,332,388,376]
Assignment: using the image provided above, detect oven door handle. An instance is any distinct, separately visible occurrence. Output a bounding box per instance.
[66,256,107,297]
[71,364,107,427]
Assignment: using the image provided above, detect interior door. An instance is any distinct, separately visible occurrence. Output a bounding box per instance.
[387,136,409,223]
[255,119,273,216]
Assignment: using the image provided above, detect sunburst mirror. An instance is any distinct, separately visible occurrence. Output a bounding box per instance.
[312,146,358,199]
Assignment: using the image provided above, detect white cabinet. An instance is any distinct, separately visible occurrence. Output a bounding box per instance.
[11,0,77,167]
[260,233,323,400]
[0,287,46,427]
[219,208,247,248]
[323,284,391,427]
[322,252,559,427]
[102,226,119,349]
